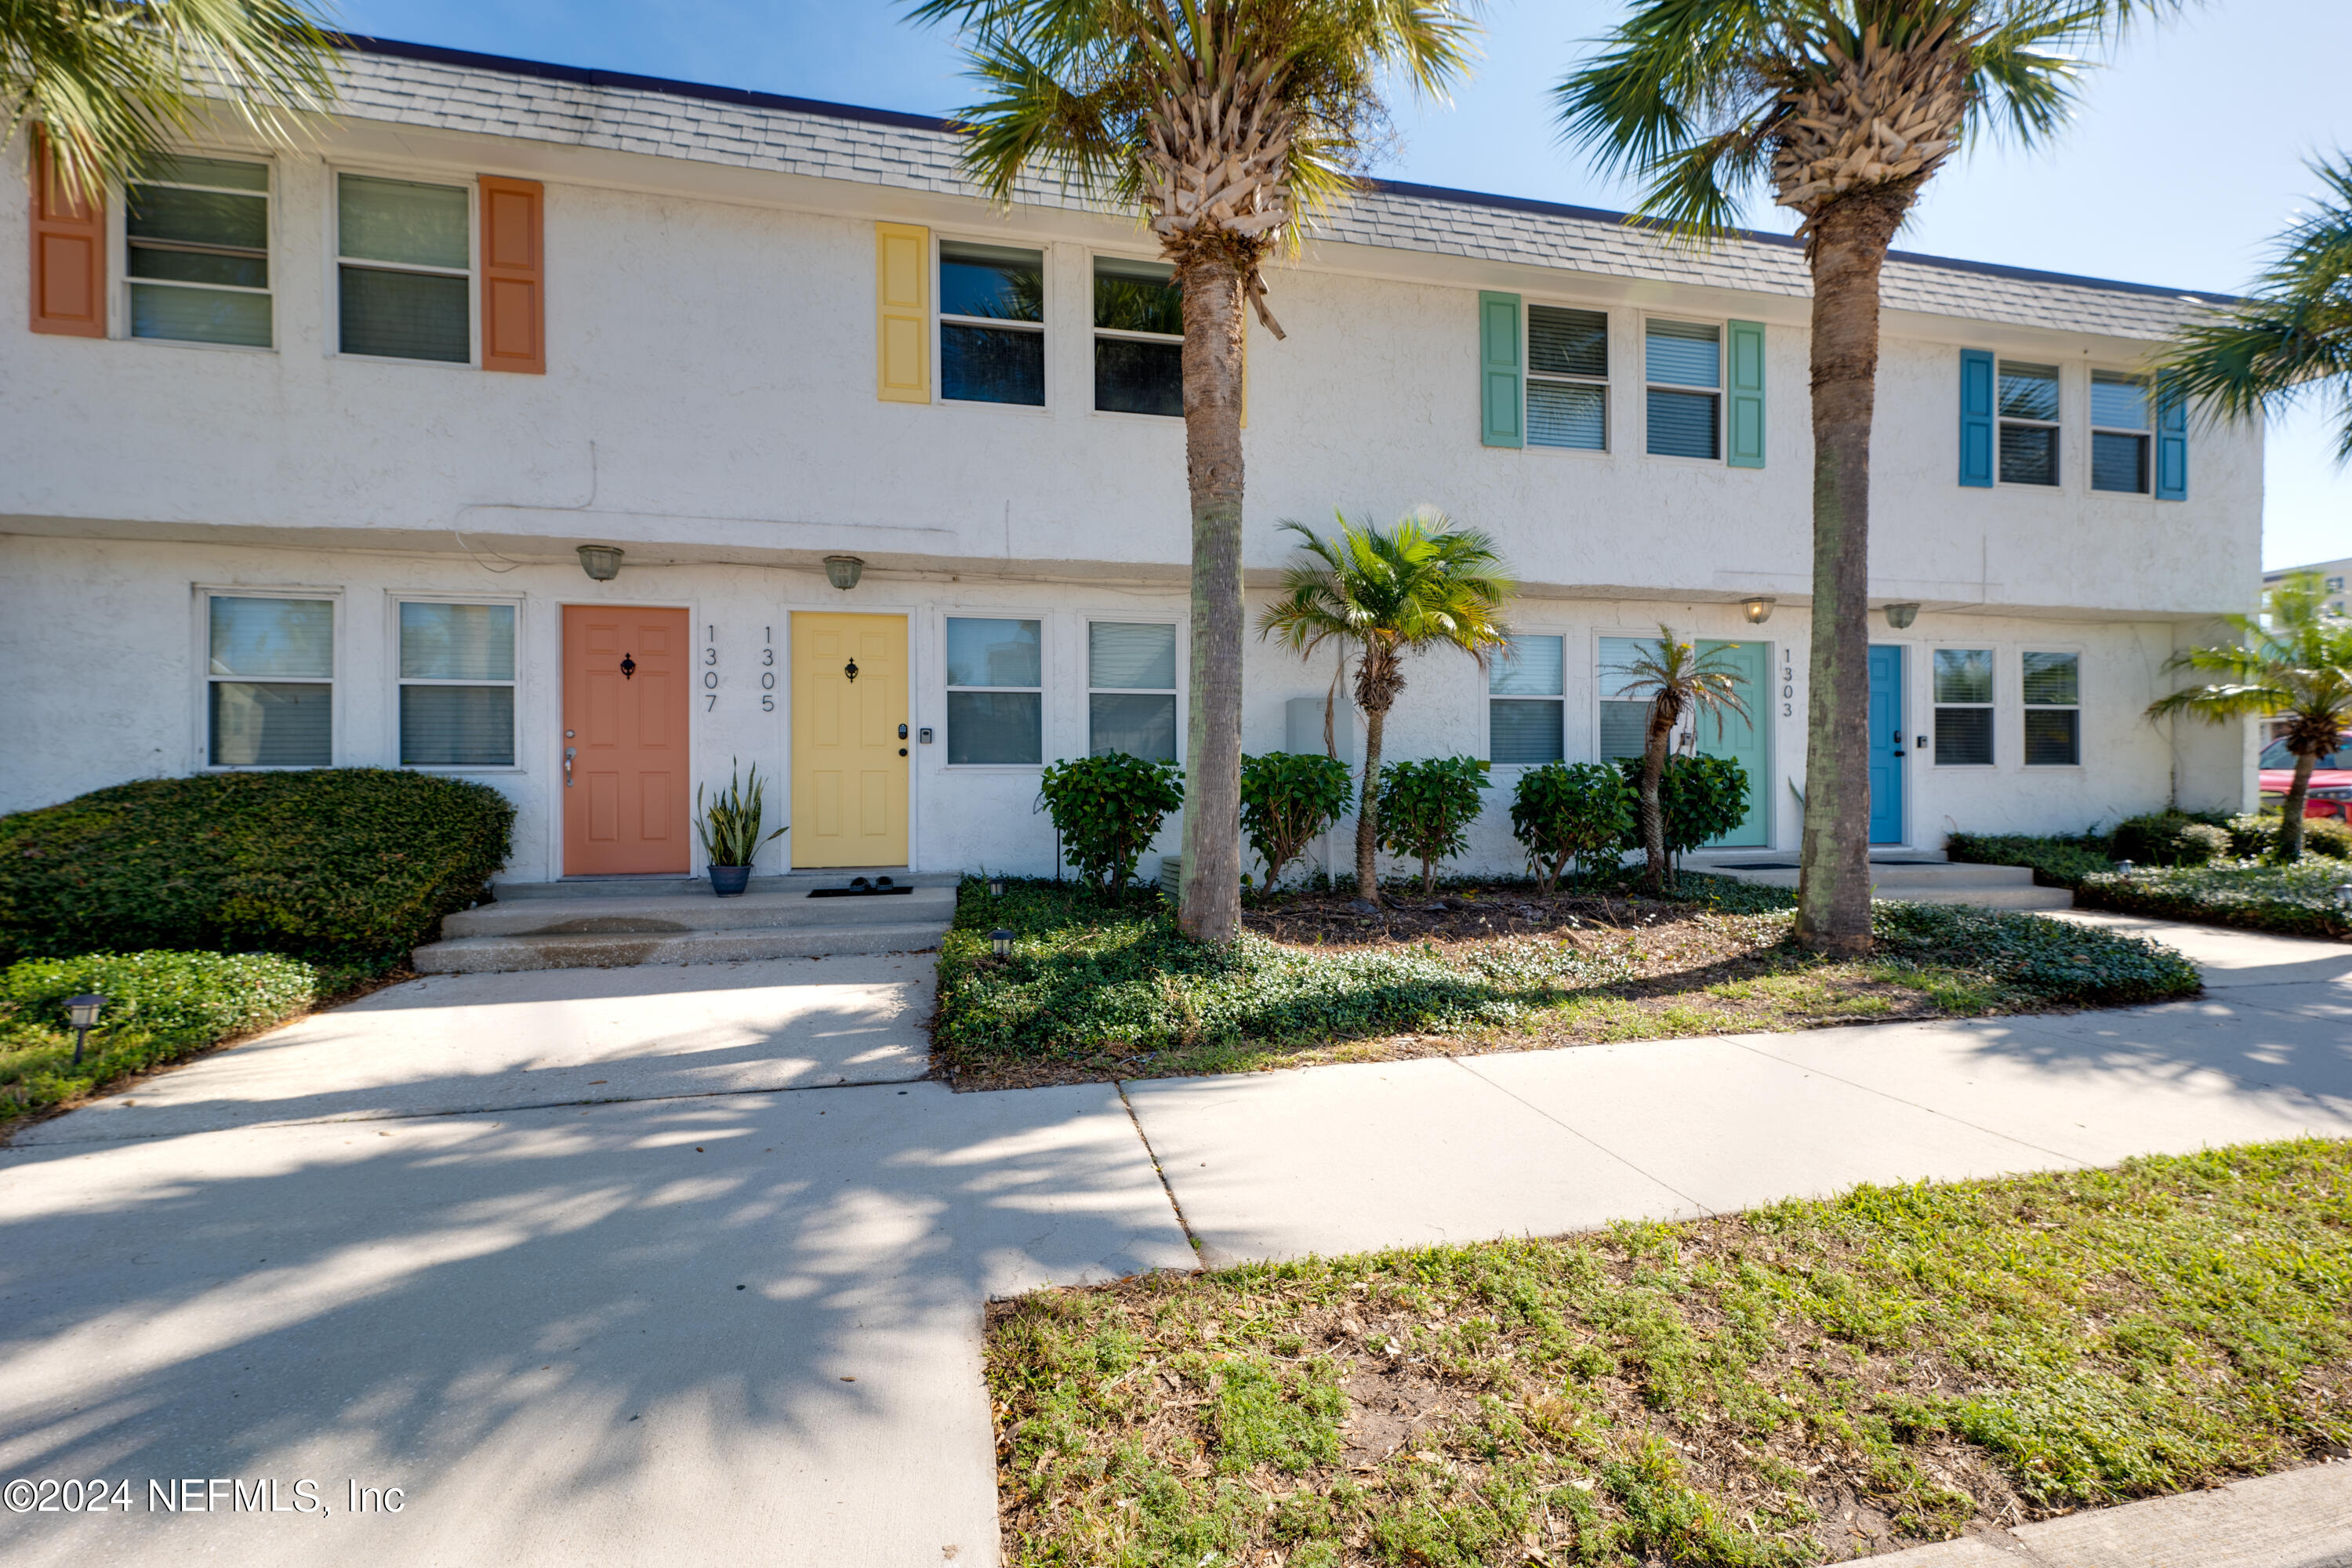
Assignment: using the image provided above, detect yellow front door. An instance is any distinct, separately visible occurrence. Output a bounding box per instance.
[790,612,909,868]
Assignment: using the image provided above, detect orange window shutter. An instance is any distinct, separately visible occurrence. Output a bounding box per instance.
[28,129,106,338]
[479,176,545,373]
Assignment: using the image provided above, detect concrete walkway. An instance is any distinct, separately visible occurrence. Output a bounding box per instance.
[3,918,2350,1565]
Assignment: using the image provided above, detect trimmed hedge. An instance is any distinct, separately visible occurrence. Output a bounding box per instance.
[0,769,513,964]
[2113,811,2232,868]
[2075,862,2352,942]
[1946,831,2115,888]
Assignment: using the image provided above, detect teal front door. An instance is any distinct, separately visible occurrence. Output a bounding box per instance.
[1697,639,1770,848]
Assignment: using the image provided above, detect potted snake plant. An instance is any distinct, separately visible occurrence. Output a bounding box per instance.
[695,760,787,895]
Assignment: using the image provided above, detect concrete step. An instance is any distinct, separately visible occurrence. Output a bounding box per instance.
[412,920,951,975]
[444,884,956,938]
[488,870,961,901]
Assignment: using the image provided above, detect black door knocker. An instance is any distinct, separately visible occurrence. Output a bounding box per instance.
[620,653,637,680]
[844,657,859,683]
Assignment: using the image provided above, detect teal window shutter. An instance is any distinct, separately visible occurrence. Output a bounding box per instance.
[1726,319,1766,468]
[1479,292,1523,448]
[1958,349,1994,486]
[2154,381,2188,499]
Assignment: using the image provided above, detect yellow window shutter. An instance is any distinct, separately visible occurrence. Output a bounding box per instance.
[875,222,931,403]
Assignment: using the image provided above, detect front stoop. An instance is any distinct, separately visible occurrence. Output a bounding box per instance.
[413,874,958,973]
[1689,854,2074,912]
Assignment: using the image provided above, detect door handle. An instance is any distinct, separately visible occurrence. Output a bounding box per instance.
[898,724,909,739]
[564,746,576,787]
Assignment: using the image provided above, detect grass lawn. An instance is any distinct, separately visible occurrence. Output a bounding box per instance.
[987,1139,2352,1566]
[934,877,2201,1090]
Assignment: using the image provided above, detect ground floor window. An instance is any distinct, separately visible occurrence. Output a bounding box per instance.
[208,594,332,766]
[2022,651,2081,766]
[1490,633,1565,764]
[1597,636,1650,760]
[946,617,1042,764]
[1087,621,1178,761]
[1933,648,1994,765]
[399,601,516,766]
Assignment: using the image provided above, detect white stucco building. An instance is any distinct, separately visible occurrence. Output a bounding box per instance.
[0,38,2261,884]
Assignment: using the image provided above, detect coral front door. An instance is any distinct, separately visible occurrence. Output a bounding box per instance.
[562,604,690,875]
[791,613,909,868]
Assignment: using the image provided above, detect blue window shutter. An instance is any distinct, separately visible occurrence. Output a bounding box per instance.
[2154,381,2188,500]
[1726,319,1766,468]
[1958,349,1994,487]
[1479,292,1523,448]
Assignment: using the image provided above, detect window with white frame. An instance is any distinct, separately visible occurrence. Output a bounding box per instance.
[1997,361,2060,485]
[1597,636,1651,760]
[125,154,271,347]
[1645,319,1719,459]
[2022,651,2080,767]
[1094,257,1182,417]
[208,595,332,767]
[1933,648,1994,765]
[1490,634,1565,764]
[1528,307,1607,450]
[398,602,516,767]
[939,241,1044,406]
[2090,372,2151,494]
[1087,622,1178,760]
[945,617,1042,764]
[337,173,471,363]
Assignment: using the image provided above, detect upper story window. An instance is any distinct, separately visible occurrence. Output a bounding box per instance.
[399,602,516,768]
[1997,361,2060,485]
[1529,307,1607,451]
[1088,622,1178,761]
[1490,634,1566,764]
[1094,258,1182,417]
[945,616,1042,764]
[1933,648,1994,765]
[208,595,332,767]
[2022,651,2080,766]
[1646,319,1719,459]
[2090,372,2151,494]
[939,241,1044,406]
[126,154,271,348]
[337,174,471,363]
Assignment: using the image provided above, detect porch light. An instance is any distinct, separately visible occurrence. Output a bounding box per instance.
[1882,603,1920,630]
[824,555,866,591]
[64,993,104,1067]
[990,927,1014,960]
[576,544,624,581]
[1740,597,1776,625]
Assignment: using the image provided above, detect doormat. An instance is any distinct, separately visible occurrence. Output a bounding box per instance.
[807,884,916,898]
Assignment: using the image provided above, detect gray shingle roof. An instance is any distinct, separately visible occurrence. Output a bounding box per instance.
[332,37,2229,342]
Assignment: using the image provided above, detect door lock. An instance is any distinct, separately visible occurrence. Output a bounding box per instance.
[898,724,909,739]
[564,746,576,787]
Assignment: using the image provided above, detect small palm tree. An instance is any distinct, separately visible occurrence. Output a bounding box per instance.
[908,0,1481,945]
[2148,572,2352,862]
[5,0,339,205]
[2158,157,2352,463]
[1555,0,2181,954]
[1258,509,1512,908]
[1614,630,1751,890]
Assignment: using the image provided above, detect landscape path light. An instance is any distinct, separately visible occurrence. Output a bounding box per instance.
[990,928,1014,960]
[988,876,1004,898]
[2115,859,2135,877]
[65,993,105,1067]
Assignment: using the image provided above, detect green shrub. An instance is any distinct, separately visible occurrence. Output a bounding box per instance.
[1510,762,1633,895]
[1872,903,2201,1005]
[2223,812,2352,862]
[1947,831,2115,888]
[2,949,318,1121]
[1238,752,1352,890]
[1376,757,1490,894]
[2112,811,2232,868]
[0,769,514,965]
[1615,754,1750,859]
[1038,753,1185,895]
[2076,862,2352,940]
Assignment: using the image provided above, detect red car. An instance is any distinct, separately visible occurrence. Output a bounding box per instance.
[2259,738,2352,818]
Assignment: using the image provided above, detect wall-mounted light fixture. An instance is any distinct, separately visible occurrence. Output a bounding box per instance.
[1740,596,1776,625]
[1882,602,1920,630]
[576,545,624,581]
[824,555,866,591]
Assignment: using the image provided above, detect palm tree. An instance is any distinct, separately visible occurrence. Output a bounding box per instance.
[1554,0,2180,955]
[5,0,339,207]
[908,0,1481,944]
[1258,509,1512,908]
[2148,572,2352,862]
[2158,156,2352,463]
[1614,629,1751,890]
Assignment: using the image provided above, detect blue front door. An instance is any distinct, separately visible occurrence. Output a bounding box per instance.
[1867,644,1904,844]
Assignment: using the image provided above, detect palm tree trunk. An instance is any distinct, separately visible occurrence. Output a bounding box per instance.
[1355,702,1387,907]
[1639,703,1673,891]
[1175,255,1247,943]
[2281,752,2317,860]
[1795,195,1906,957]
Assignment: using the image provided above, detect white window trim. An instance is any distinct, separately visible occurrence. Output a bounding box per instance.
[1639,313,1725,464]
[1994,359,2062,489]
[1523,301,1612,456]
[1087,251,1185,422]
[936,233,1049,410]
[2019,647,2085,770]
[1929,644,1999,768]
[1594,628,1672,764]
[390,593,524,773]
[195,586,343,771]
[111,148,278,353]
[1084,618,1182,763]
[1487,630,1570,767]
[2089,368,2154,498]
[942,610,1049,770]
[327,164,479,369]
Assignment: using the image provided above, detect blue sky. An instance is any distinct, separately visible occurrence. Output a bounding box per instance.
[341,0,2350,570]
